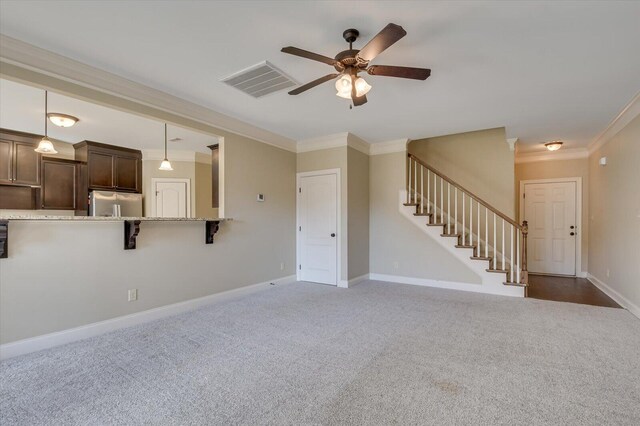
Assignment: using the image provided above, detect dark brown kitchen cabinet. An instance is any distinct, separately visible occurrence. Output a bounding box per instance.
[74,141,142,193]
[40,157,80,210]
[0,129,42,187]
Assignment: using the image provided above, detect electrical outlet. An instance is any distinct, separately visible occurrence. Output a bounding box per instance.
[393,261,399,270]
[280,262,285,271]
[128,289,138,302]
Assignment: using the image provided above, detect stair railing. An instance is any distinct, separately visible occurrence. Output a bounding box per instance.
[406,153,528,286]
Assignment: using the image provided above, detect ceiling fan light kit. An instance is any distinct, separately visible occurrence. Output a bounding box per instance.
[282,23,431,107]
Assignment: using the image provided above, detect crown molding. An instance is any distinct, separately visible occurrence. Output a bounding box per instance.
[0,34,297,152]
[369,138,409,155]
[296,133,349,153]
[506,138,518,152]
[588,90,640,155]
[515,147,589,164]
[346,133,371,155]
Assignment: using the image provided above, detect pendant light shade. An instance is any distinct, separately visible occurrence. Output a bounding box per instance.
[159,123,173,171]
[35,91,58,154]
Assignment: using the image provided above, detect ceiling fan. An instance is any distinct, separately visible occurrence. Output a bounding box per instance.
[281,23,431,107]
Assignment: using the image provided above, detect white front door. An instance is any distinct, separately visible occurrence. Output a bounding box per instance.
[298,173,338,285]
[154,180,188,218]
[524,181,577,275]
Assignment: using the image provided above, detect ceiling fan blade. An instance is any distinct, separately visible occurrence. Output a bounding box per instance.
[356,23,407,62]
[367,65,431,80]
[281,46,339,67]
[288,73,340,95]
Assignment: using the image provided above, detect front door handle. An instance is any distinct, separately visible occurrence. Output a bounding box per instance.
[330,233,336,237]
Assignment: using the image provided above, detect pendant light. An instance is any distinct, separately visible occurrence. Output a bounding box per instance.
[34,91,58,154]
[159,123,173,171]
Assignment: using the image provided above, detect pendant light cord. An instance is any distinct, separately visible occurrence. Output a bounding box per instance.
[164,123,168,159]
[44,90,48,137]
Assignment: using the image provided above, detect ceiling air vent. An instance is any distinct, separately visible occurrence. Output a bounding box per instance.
[221,61,297,98]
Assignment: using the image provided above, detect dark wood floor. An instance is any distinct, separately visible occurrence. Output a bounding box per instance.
[528,274,621,308]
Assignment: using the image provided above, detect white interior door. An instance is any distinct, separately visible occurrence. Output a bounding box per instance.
[298,173,338,285]
[524,181,577,275]
[154,181,188,218]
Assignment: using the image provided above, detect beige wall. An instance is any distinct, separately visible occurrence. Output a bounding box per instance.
[409,127,515,218]
[515,158,589,273]
[588,114,640,312]
[195,154,219,218]
[347,147,369,279]
[0,65,297,345]
[297,147,349,281]
[369,151,480,283]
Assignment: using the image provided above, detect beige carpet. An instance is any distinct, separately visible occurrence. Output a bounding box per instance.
[2,280,639,425]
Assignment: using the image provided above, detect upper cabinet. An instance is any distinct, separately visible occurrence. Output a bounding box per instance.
[74,141,142,193]
[41,157,79,210]
[0,129,42,187]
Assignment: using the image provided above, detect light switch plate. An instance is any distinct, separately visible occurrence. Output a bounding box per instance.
[128,289,138,302]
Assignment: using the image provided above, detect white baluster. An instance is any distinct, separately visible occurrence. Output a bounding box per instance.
[427,170,431,214]
[485,207,489,258]
[454,187,458,236]
[407,158,412,203]
[501,219,505,270]
[462,192,465,245]
[469,198,473,246]
[413,160,418,203]
[493,213,497,267]
[447,182,451,234]
[516,229,521,283]
[510,224,514,280]
[440,176,443,224]
[420,166,424,214]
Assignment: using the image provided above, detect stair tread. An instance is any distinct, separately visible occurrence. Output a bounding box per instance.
[470,256,492,261]
[503,282,528,287]
[455,245,476,249]
[486,269,509,273]
[413,212,432,216]
[440,233,460,237]
[403,202,420,206]
[427,223,445,226]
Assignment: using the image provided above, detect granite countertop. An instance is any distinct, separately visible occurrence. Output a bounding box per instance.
[0,216,231,222]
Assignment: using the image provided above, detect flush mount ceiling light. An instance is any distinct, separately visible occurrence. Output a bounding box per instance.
[282,23,431,107]
[47,112,79,128]
[545,141,563,151]
[159,123,173,171]
[34,90,58,154]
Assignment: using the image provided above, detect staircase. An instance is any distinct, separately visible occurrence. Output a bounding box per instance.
[402,153,529,297]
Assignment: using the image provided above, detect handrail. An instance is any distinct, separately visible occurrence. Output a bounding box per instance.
[408,153,520,228]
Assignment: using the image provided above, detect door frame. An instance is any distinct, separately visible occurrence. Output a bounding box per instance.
[151,177,191,218]
[296,168,341,285]
[519,177,582,277]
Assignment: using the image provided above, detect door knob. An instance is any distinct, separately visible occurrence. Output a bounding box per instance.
[330,233,336,237]
[570,225,575,229]
[570,232,575,236]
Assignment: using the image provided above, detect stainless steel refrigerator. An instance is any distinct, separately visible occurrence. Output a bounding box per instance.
[90,190,143,217]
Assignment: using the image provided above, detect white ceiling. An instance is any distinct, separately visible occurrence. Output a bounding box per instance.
[1,1,639,152]
[0,79,218,153]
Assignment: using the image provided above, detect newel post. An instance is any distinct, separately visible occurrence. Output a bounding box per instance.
[521,220,529,286]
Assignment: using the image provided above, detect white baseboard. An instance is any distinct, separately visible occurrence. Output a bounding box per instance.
[339,274,370,288]
[577,271,588,278]
[587,274,640,319]
[369,273,523,297]
[0,275,297,360]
